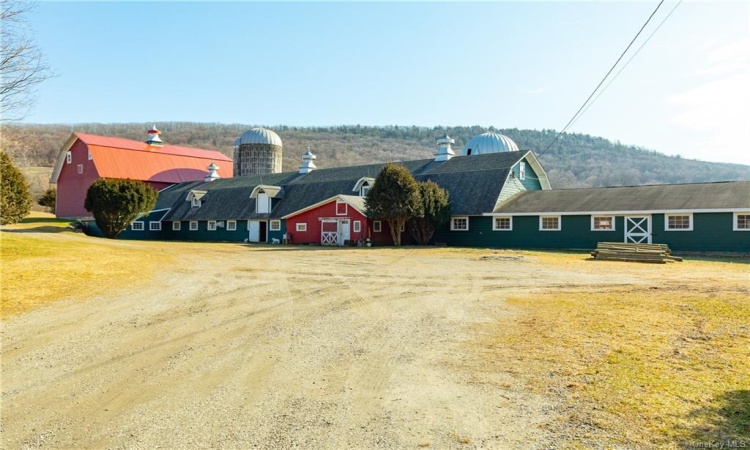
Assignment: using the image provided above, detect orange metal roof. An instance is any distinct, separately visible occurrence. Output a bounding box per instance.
[77,133,233,183]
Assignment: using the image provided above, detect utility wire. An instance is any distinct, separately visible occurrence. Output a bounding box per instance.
[572,0,682,128]
[538,0,666,157]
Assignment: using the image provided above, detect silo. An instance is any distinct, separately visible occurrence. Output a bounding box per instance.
[234,127,283,176]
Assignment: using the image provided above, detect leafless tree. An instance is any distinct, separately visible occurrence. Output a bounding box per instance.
[1,0,50,121]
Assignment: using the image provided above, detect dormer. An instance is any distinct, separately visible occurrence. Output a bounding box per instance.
[353,177,375,197]
[187,190,207,208]
[250,185,284,214]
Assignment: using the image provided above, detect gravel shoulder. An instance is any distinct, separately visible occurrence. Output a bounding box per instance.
[3,239,671,449]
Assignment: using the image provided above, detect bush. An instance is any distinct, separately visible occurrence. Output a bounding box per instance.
[84,178,157,239]
[0,151,32,225]
[38,187,56,212]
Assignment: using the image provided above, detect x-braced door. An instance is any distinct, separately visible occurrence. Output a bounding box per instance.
[625,216,652,244]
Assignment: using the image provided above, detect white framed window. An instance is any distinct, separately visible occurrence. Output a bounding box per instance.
[172,221,181,231]
[665,214,692,231]
[77,164,83,174]
[207,220,217,231]
[540,216,561,231]
[361,185,370,197]
[87,150,93,161]
[131,221,144,231]
[373,221,382,233]
[270,220,281,231]
[66,152,72,164]
[227,220,237,231]
[451,217,469,231]
[257,192,271,213]
[493,216,512,231]
[149,221,161,231]
[191,197,201,208]
[336,201,347,216]
[353,220,361,233]
[296,223,307,232]
[519,162,526,181]
[189,221,198,231]
[591,215,615,231]
[734,213,750,231]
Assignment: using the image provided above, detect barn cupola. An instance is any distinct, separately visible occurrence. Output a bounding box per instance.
[434,134,455,162]
[204,162,220,182]
[299,148,317,174]
[145,125,163,147]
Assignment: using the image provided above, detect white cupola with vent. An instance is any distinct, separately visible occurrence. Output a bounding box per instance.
[299,148,317,174]
[434,134,455,161]
[204,162,220,182]
[145,125,163,147]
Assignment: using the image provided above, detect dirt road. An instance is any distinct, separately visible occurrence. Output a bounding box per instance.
[3,242,650,449]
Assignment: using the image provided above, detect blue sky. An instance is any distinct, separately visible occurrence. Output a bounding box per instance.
[22,1,750,165]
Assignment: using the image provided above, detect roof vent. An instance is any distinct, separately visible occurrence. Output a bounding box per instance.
[146,125,163,147]
[299,148,317,174]
[434,134,455,161]
[204,161,220,182]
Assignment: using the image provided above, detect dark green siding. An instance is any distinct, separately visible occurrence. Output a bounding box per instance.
[515,161,542,191]
[122,217,250,242]
[652,213,749,252]
[268,220,286,243]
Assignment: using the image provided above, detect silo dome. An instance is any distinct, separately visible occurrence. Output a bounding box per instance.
[461,132,519,156]
[234,127,283,176]
[238,127,283,146]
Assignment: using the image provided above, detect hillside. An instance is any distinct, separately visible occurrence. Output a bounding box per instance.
[2,122,748,191]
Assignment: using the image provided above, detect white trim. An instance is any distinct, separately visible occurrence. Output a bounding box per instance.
[270,220,281,231]
[296,223,307,232]
[539,215,561,231]
[353,220,361,232]
[227,220,237,231]
[131,221,144,231]
[77,164,83,174]
[336,200,348,216]
[492,216,513,231]
[665,213,693,231]
[373,221,382,232]
[207,220,217,231]
[282,195,366,219]
[591,215,615,231]
[451,216,469,231]
[149,221,161,231]
[87,150,93,161]
[189,221,198,231]
[66,152,72,164]
[519,161,526,181]
[625,215,652,244]
[487,208,750,217]
[734,212,750,231]
[50,133,81,183]
[172,221,181,231]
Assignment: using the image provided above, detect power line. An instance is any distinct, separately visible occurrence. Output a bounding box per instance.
[538,0,666,157]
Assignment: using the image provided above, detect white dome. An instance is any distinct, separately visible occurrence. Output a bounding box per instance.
[238,127,282,146]
[461,132,519,155]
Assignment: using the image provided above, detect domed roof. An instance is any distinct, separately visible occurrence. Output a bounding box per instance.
[461,132,519,156]
[238,127,282,146]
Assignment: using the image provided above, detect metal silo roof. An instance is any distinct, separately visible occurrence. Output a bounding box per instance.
[461,132,519,155]
[238,127,283,146]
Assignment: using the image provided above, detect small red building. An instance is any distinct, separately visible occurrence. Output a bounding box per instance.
[282,194,407,246]
[50,128,233,218]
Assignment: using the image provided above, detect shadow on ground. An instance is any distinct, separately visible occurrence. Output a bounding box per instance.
[679,390,750,448]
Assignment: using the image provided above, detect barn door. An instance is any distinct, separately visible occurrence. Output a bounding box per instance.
[337,219,350,246]
[625,216,652,244]
[248,221,260,242]
[321,220,337,245]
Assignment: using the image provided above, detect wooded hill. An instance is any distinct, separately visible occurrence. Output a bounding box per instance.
[3,122,748,190]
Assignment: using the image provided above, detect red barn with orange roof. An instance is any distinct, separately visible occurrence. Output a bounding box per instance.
[50,127,233,218]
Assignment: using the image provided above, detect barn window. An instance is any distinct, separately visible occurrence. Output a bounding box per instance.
[540,216,560,231]
[257,191,271,213]
[226,220,237,231]
[172,221,181,231]
[336,201,347,216]
[493,216,512,231]
[361,185,370,197]
[373,221,382,232]
[519,162,526,181]
[77,164,83,174]
[191,197,201,208]
[451,217,469,231]
[353,221,361,233]
[149,221,161,231]
[270,220,281,231]
[665,214,692,231]
[87,150,93,161]
[591,216,615,231]
[131,221,144,231]
[207,220,217,231]
[189,221,198,231]
[734,213,750,231]
[66,152,72,164]
[296,223,307,232]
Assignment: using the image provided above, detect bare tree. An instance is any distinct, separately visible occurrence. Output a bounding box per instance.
[1,0,50,120]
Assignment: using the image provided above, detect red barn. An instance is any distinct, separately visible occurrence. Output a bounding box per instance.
[50,129,233,218]
[282,194,408,246]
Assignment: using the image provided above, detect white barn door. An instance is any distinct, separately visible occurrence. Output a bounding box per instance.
[625,216,652,244]
[337,219,350,246]
[248,221,260,242]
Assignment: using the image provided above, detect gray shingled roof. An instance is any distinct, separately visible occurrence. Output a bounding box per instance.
[159,152,527,221]
[495,181,750,214]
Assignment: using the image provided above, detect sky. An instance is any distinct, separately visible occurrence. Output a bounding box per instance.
[18,1,750,166]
